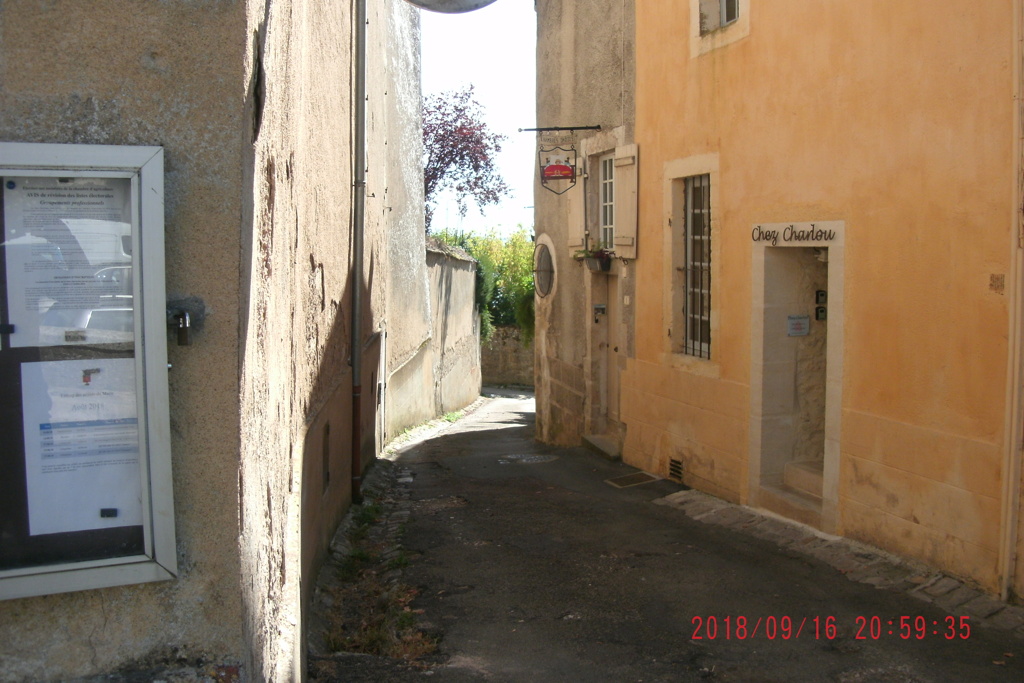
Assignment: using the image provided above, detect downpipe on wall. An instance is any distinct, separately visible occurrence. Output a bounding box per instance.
[351,0,367,505]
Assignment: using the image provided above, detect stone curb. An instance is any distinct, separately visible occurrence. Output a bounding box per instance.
[654,489,1024,638]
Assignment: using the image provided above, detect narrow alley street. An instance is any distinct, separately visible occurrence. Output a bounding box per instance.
[308,392,1024,682]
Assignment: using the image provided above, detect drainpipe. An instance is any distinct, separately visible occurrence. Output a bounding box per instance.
[351,0,367,504]
[1000,0,1024,602]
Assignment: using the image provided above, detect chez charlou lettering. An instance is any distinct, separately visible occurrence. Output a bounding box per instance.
[751,224,836,246]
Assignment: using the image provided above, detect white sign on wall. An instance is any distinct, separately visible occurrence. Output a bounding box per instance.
[21,358,143,536]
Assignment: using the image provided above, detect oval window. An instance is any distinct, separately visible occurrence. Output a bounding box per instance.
[534,243,554,298]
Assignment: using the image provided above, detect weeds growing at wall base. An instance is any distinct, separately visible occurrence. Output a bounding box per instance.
[320,499,436,665]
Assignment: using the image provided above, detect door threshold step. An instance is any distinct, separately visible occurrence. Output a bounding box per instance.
[784,459,824,498]
[757,484,822,528]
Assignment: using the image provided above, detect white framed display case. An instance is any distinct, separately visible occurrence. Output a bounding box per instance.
[0,142,176,600]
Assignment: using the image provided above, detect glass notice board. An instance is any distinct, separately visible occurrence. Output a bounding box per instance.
[0,143,175,600]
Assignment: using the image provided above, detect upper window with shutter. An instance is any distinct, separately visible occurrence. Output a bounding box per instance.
[699,0,739,34]
[610,144,638,260]
[566,143,638,261]
[599,153,615,249]
[690,0,749,57]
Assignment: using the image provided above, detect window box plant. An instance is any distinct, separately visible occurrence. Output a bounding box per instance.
[573,244,615,272]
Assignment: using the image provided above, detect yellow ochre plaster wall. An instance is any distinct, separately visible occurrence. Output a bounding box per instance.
[627,0,1016,591]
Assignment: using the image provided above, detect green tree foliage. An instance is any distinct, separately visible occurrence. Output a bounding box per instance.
[436,227,535,346]
[472,243,497,342]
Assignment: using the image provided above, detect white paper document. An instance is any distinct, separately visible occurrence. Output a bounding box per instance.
[3,177,133,347]
[21,358,143,536]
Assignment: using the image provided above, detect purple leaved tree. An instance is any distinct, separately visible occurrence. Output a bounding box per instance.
[423,85,510,231]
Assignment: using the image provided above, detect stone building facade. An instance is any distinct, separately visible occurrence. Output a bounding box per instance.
[533,0,636,449]
[535,0,1024,600]
[0,1,470,680]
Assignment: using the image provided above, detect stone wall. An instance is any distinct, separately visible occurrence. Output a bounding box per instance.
[483,326,535,388]
[533,0,635,446]
[428,243,483,414]
[0,2,424,681]
[0,3,248,679]
[385,241,481,436]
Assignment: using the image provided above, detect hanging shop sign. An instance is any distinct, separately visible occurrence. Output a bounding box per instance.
[520,125,600,197]
[538,146,577,195]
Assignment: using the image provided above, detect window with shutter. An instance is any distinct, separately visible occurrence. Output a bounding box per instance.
[699,0,739,34]
[611,144,638,259]
[566,166,584,250]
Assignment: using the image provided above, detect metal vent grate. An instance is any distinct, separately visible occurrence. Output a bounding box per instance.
[668,458,684,482]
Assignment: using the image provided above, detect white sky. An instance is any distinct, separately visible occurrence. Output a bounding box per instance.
[419,1,537,236]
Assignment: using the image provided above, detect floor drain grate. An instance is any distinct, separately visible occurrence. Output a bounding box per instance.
[605,472,660,488]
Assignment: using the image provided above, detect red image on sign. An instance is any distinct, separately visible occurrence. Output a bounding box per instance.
[539,146,577,194]
[541,149,575,180]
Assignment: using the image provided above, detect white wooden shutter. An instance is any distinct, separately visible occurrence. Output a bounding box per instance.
[566,165,585,250]
[612,143,638,259]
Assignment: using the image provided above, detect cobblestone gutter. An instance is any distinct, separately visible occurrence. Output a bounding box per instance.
[306,459,437,680]
[654,489,1024,639]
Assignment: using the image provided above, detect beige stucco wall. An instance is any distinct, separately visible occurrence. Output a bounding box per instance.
[0,1,427,680]
[238,0,366,679]
[364,0,484,444]
[427,245,482,414]
[534,0,635,447]
[240,1,427,679]
[0,2,247,679]
[369,0,435,435]
[626,0,1017,591]
[387,243,481,433]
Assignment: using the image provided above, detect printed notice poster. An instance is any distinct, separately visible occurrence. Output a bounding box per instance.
[21,358,143,536]
[3,177,134,348]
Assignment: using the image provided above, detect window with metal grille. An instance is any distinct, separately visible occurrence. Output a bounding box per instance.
[683,174,711,358]
[599,154,615,248]
[699,0,739,34]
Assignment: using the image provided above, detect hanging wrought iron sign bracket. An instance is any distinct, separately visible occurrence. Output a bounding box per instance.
[519,126,602,133]
[525,126,601,195]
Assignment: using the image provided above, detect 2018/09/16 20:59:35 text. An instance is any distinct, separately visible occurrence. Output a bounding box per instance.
[690,615,972,641]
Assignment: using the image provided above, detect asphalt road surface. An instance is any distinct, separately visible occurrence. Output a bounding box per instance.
[313,392,1023,682]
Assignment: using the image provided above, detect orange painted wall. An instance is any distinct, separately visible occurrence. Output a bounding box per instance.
[627,0,1016,589]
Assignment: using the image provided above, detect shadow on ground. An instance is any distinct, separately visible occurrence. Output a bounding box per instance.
[308,393,1024,683]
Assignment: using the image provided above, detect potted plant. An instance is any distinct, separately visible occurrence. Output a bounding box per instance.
[573,243,615,272]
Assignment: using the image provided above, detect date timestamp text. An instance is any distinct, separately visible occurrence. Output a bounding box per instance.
[690,615,971,641]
